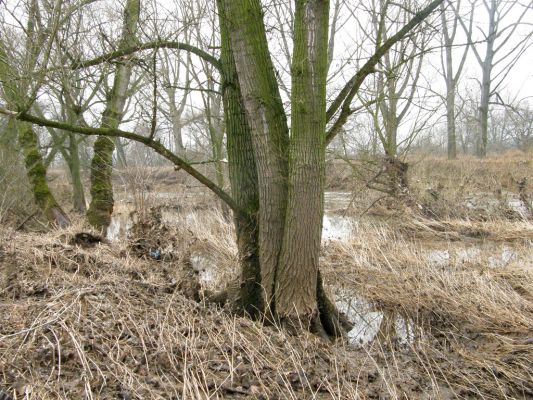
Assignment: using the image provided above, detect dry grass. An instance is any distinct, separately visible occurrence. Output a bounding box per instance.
[324,218,533,399]
[0,224,427,400]
[2,153,532,399]
[1,210,532,399]
[328,151,533,220]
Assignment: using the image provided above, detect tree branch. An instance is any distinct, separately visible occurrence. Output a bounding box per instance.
[326,0,444,145]
[0,107,242,215]
[71,40,221,71]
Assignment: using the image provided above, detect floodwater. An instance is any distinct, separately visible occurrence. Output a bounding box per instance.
[108,191,356,243]
[106,190,524,347]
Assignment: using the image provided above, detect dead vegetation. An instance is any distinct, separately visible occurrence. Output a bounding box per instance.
[0,225,424,400]
[1,154,532,399]
[1,206,532,399]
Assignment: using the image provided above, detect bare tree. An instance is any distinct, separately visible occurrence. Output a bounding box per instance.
[456,0,533,157]
[361,0,432,195]
[86,0,141,231]
[439,0,472,159]
[1,0,445,336]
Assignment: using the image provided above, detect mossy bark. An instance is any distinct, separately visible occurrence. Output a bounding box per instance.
[218,0,263,317]
[217,0,349,337]
[18,122,70,227]
[275,0,330,328]
[86,0,140,232]
[0,42,70,227]
[223,0,290,315]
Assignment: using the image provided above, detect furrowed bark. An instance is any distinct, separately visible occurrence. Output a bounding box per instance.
[86,0,140,231]
[276,0,329,327]
[222,0,290,312]
[218,0,263,317]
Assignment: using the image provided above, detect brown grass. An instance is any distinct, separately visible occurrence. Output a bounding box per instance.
[1,153,532,399]
[324,218,533,399]
[1,210,532,399]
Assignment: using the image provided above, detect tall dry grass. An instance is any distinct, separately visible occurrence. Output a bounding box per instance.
[1,208,532,399]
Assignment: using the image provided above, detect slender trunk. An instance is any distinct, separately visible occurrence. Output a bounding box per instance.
[168,90,186,157]
[86,0,140,231]
[0,44,70,227]
[444,49,457,159]
[68,132,86,213]
[173,121,186,156]
[477,0,496,158]
[441,2,458,160]
[478,63,491,157]
[114,138,128,168]
[446,81,457,159]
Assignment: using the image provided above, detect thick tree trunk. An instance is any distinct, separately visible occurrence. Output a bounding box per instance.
[86,0,140,232]
[218,1,263,317]
[219,0,347,337]
[276,0,329,328]
[223,0,290,313]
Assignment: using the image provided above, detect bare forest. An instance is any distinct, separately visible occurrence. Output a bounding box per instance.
[1,0,532,398]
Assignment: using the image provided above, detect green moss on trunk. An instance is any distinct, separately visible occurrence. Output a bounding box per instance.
[86,0,140,232]
[19,122,70,227]
[86,135,115,229]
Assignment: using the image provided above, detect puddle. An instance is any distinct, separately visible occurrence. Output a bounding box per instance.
[426,247,517,269]
[488,247,516,268]
[507,198,531,219]
[456,248,482,264]
[322,215,355,242]
[336,292,415,347]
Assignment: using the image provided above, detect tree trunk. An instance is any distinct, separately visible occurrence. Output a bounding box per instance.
[18,121,70,227]
[219,0,347,337]
[477,0,496,158]
[218,0,263,317]
[114,138,128,168]
[443,36,457,159]
[68,132,87,213]
[86,0,140,232]
[0,43,70,227]
[445,80,457,159]
[276,0,329,328]
[223,0,290,313]
[478,62,492,158]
